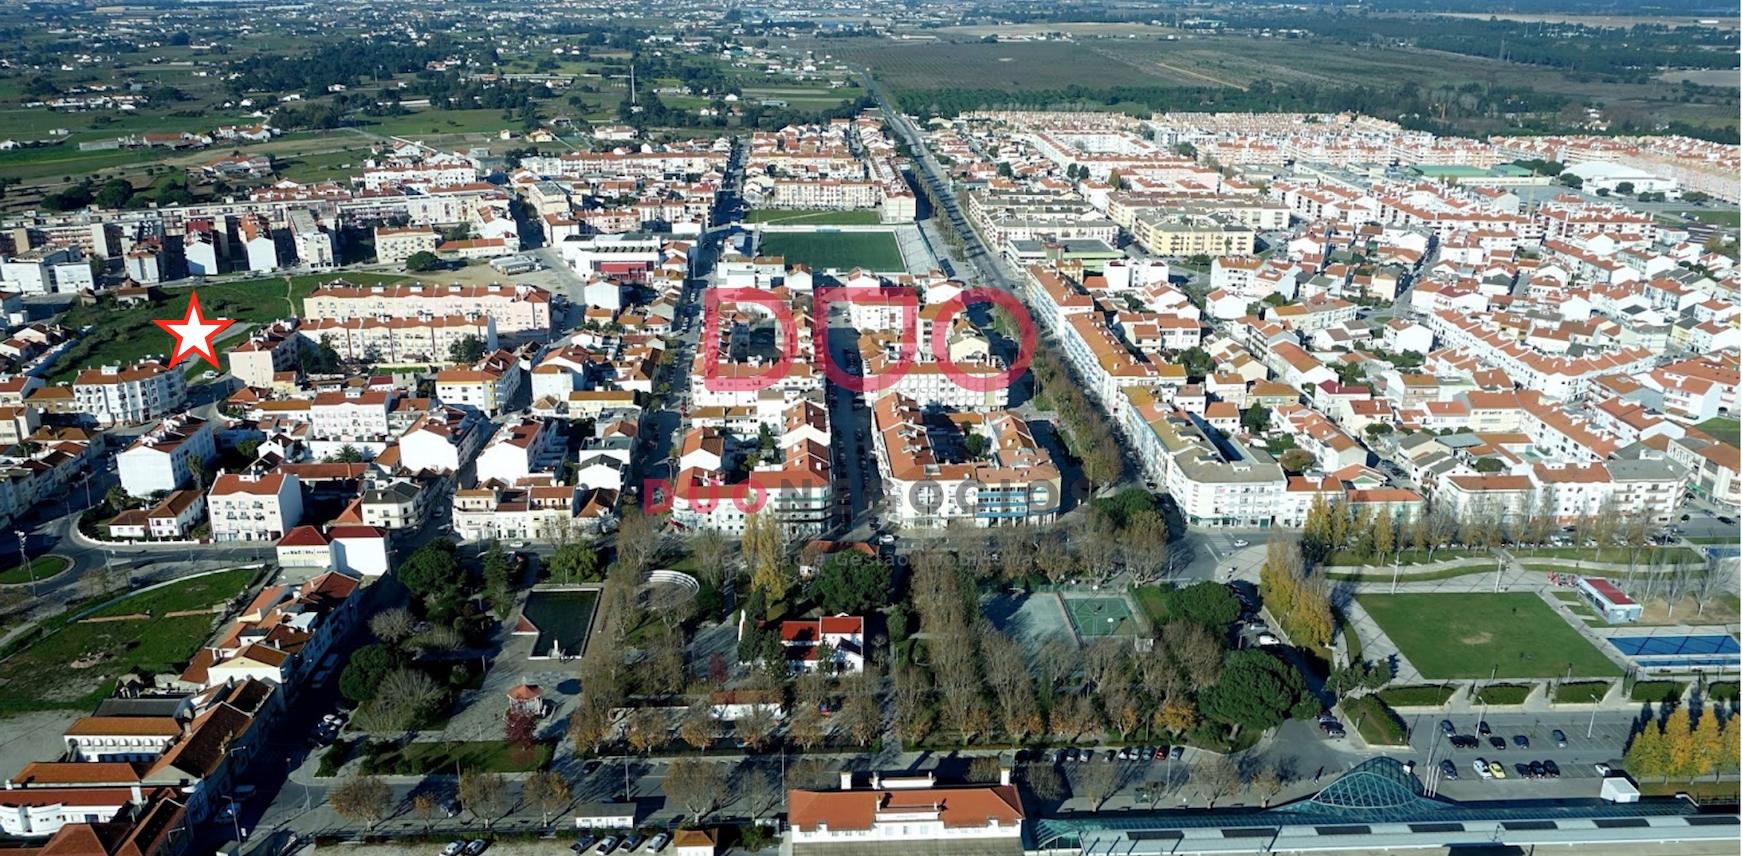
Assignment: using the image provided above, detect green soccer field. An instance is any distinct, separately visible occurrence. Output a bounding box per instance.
[1357,592,1622,680]
[1064,595,1138,640]
[744,209,884,226]
[758,230,906,273]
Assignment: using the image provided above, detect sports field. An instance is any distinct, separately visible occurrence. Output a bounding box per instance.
[1358,592,1622,680]
[745,209,884,226]
[758,230,905,272]
[1063,595,1139,640]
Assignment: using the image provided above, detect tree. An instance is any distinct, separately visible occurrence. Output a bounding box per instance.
[567,696,613,754]
[1200,650,1313,732]
[678,696,715,753]
[399,541,461,599]
[735,701,779,751]
[665,758,728,820]
[743,511,789,602]
[1625,720,1669,782]
[1161,621,1225,691]
[625,707,665,755]
[614,506,662,577]
[505,706,539,753]
[410,792,439,833]
[405,250,441,271]
[739,765,782,822]
[339,644,394,704]
[522,770,570,827]
[329,775,393,828]
[1079,759,1122,810]
[358,667,445,732]
[448,334,486,364]
[1124,508,1171,584]
[369,607,415,647]
[1199,754,1242,808]
[1373,508,1395,561]
[1152,699,1199,735]
[1241,404,1271,435]
[809,551,891,615]
[688,529,733,589]
[458,771,509,828]
[1253,766,1286,807]
[1279,449,1315,473]
[547,540,600,583]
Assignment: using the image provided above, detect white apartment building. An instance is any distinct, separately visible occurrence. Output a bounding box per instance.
[288,209,335,269]
[435,350,521,417]
[228,321,303,388]
[208,472,303,542]
[399,406,487,475]
[73,362,188,426]
[475,419,562,487]
[303,283,552,341]
[238,214,279,273]
[299,314,498,365]
[374,226,441,264]
[117,416,216,497]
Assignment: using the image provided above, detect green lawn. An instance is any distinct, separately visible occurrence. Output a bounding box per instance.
[746,209,884,226]
[50,272,410,383]
[1695,417,1740,446]
[1325,562,1497,583]
[1552,680,1613,704]
[1357,592,1622,679]
[1659,209,1742,228]
[1376,685,1457,707]
[358,109,520,137]
[1322,548,1482,567]
[1511,546,1703,565]
[1471,683,1532,705]
[0,555,71,585]
[758,230,905,273]
[1629,680,1687,703]
[0,569,254,713]
[359,740,552,775]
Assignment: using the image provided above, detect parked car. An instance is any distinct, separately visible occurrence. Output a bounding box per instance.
[621,832,644,852]
[1551,729,1568,747]
[1489,761,1506,779]
[1529,761,1546,779]
[1594,762,1613,776]
[1516,762,1532,779]
[1440,719,1456,737]
[441,842,465,856]
[645,833,669,853]
[594,836,619,855]
[572,835,597,852]
[1489,736,1506,750]
[1169,746,1184,760]
[1543,760,1561,778]
[1473,759,1492,779]
[464,840,488,856]
[1513,735,1530,748]
[1439,759,1458,780]
[1478,721,1492,736]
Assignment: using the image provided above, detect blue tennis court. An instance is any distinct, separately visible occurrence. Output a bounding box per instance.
[1609,635,1740,657]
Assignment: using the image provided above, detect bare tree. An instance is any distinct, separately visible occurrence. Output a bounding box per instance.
[893,665,934,746]
[625,707,666,755]
[734,703,779,751]
[1252,766,1286,807]
[1197,755,1241,808]
[567,696,614,754]
[738,765,782,822]
[688,529,734,590]
[1019,761,1065,803]
[967,755,1005,783]
[522,770,570,827]
[410,792,438,833]
[1079,759,1123,810]
[458,771,509,829]
[678,696,714,753]
[615,506,663,577]
[664,758,728,821]
[369,607,415,646]
[329,775,394,829]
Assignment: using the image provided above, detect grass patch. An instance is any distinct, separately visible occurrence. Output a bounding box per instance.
[49,273,410,383]
[745,209,884,226]
[0,569,253,712]
[1325,562,1496,583]
[1471,683,1532,705]
[1343,695,1407,746]
[1511,546,1702,565]
[1639,780,1742,801]
[1322,548,1482,567]
[1552,680,1612,704]
[1660,209,1742,228]
[1694,416,1740,446]
[0,554,70,585]
[1338,609,1364,663]
[358,740,552,775]
[1376,685,1457,707]
[758,230,905,272]
[1629,680,1687,703]
[1705,682,1739,702]
[1357,592,1622,679]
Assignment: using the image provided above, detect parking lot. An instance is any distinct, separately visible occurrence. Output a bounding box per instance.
[1397,710,1637,800]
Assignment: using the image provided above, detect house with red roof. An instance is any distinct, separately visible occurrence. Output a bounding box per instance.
[787,772,1023,851]
[777,615,865,674]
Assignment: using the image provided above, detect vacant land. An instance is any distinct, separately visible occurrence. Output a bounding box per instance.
[746,209,883,226]
[1695,416,1741,445]
[49,272,411,382]
[0,568,254,713]
[1358,592,1622,679]
[759,230,905,272]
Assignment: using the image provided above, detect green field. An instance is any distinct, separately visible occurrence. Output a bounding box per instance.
[0,569,254,713]
[758,230,905,272]
[359,739,552,775]
[1357,592,1622,680]
[745,209,884,226]
[0,555,71,586]
[1660,209,1742,228]
[49,272,411,383]
[1695,417,1741,446]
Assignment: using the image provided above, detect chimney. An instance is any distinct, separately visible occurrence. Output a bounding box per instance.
[838,770,853,791]
[999,766,1012,787]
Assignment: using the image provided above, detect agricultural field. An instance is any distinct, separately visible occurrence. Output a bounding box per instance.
[758,230,906,272]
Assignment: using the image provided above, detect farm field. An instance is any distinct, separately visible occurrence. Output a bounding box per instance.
[758,230,905,272]
[1358,592,1623,680]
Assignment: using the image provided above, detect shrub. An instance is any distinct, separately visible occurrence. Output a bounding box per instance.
[1472,684,1532,705]
[1376,685,1457,707]
[1343,695,1407,746]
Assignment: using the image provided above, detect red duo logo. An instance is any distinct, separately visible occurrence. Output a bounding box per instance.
[700,285,1039,394]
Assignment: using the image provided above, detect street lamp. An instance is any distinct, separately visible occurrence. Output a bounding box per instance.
[14,530,32,597]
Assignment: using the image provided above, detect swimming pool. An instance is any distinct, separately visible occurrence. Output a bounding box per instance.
[1607,634,1741,670]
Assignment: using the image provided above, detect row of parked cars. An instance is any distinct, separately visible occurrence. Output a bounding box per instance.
[1048,745,1187,764]
[571,831,670,854]
[1460,758,1563,780]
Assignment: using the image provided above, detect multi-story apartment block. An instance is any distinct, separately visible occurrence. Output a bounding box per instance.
[228,320,302,388]
[373,226,441,264]
[117,416,216,497]
[435,350,522,417]
[73,362,187,426]
[207,472,303,542]
[303,282,551,341]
